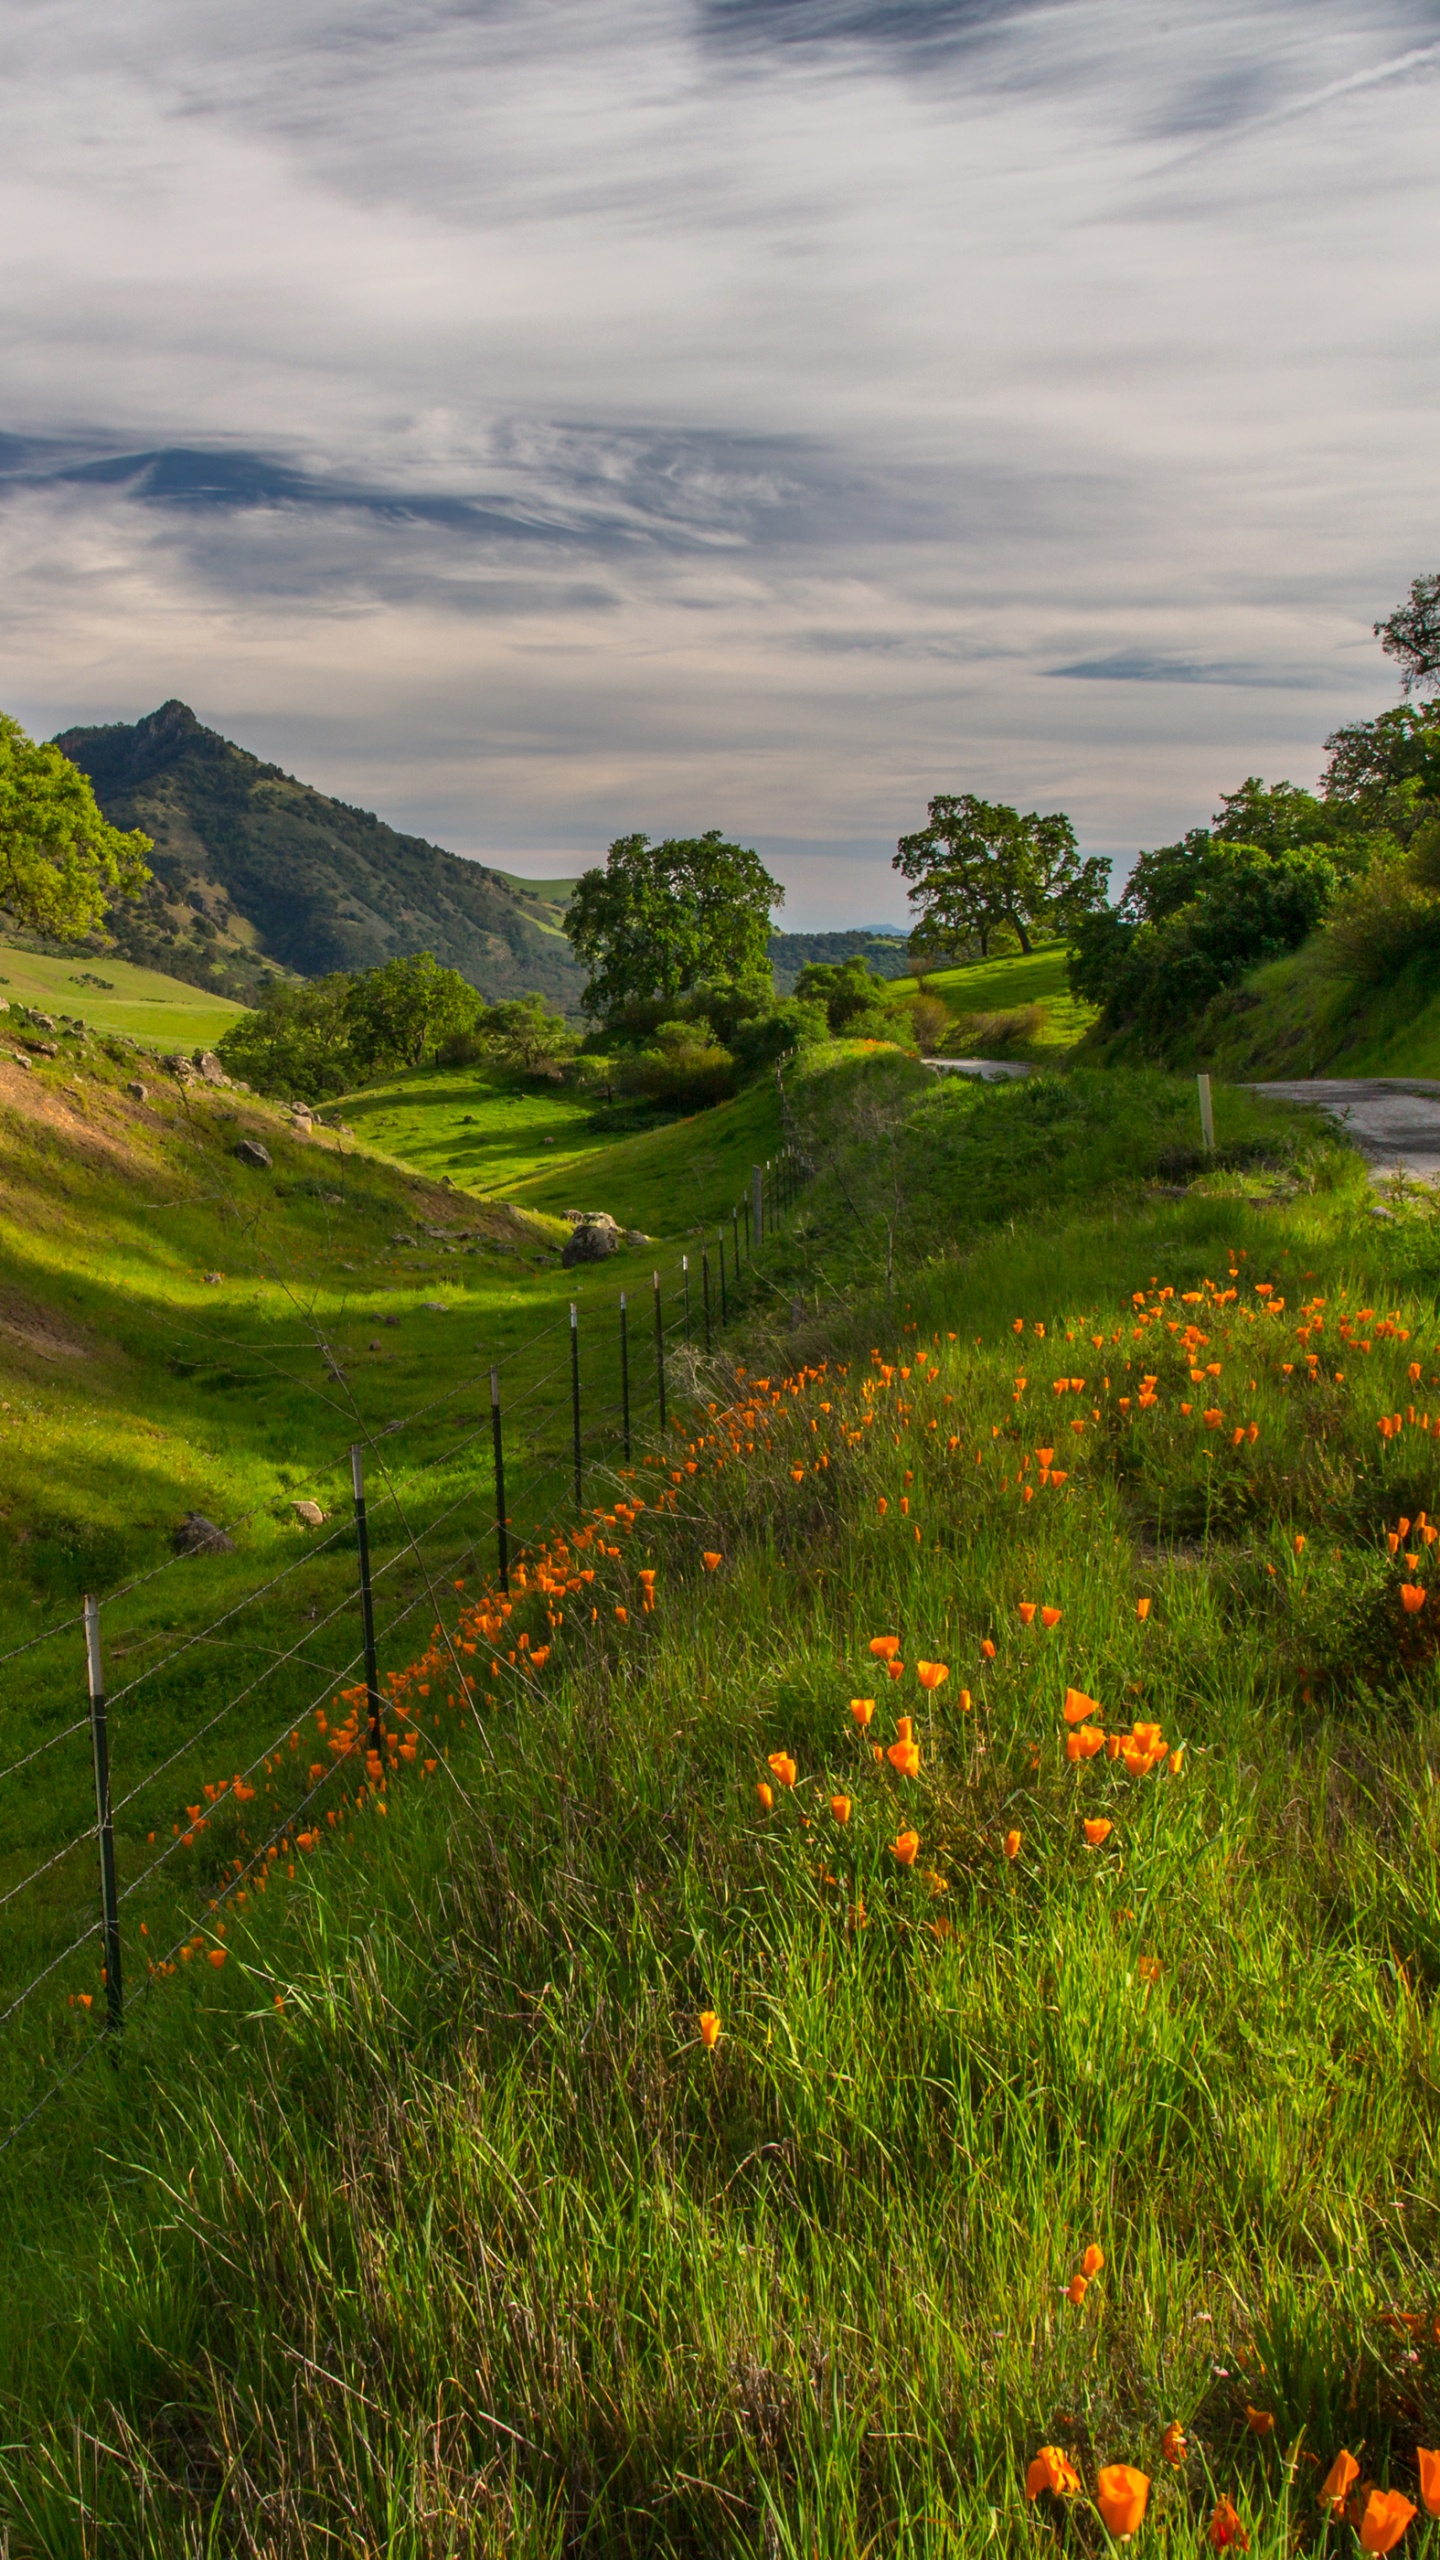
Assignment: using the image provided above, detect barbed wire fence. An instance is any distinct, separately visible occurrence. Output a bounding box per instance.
[0,1145,813,2153]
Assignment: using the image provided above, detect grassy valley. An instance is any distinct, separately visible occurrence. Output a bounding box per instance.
[5,1030,1440,2553]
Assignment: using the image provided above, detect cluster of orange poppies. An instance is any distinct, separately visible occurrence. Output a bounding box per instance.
[1027,2437,1437,2547]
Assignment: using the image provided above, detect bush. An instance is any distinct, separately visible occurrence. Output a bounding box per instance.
[730,997,827,1074]
[616,1024,738,1110]
[938,1002,1045,1057]
[1318,850,1440,984]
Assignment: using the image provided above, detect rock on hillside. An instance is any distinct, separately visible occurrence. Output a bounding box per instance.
[54,700,587,1014]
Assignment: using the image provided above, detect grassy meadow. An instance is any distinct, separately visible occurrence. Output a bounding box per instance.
[889,944,1099,1056]
[4,1027,1440,2552]
[0,939,248,1049]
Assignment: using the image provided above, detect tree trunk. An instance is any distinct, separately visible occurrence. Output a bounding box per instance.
[1013,914,1032,955]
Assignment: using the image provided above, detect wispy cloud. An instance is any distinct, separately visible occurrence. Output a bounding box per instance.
[0,0,1434,925]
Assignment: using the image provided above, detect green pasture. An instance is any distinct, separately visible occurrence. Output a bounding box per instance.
[890,942,1099,1051]
[336,1053,792,1235]
[4,1102,1440,2550]
[0,938,248,1048]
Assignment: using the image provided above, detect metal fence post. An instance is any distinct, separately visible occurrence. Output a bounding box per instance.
[1197,1072,1215,1154]
[490,1366,510,1593]
[620,1290,631,1458]
[350,1447,384,1756]
[570,1301,582,1508]
[701,1249,712,1354]
[682,1252,691,1343]
[653,1269,667,1431]
[83,1597,123,2034]
[732,1202,741,1274]
[752,1164,764,1248]
[718,1229,728,1326]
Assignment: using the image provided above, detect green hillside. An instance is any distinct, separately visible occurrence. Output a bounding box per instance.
[890,943,1098,1053]
[55,701,588,1013]
[1190,942,1440,1081]
[336,1057,791,1235]
[0,939,248,1048]
[12,1042,1440,2555]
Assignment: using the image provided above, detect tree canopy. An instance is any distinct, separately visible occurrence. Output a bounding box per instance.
[1374,573,1440,698]
[565,832,783,1020]
[0,711,151,939]
[893,794,1107,959]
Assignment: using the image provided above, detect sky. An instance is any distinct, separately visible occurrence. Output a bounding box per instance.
[1,0,1437,929]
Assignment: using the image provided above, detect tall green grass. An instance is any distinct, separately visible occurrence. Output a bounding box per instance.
[4,1132,1440,2554]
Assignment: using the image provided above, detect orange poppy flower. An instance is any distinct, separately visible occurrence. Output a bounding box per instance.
[1135,1598,1152,1621]
[1026,2447,1082,2499]
[1081,2244,1105,2277]
[886,1660,907,1680]
[1208,2496,1250,2549]
[1138,1955,1162,1983]
[1003,1828,1021,1859]
[1036,1447,1055,1468]
[208,1948,226,1968]
[1083,1818,1113,1846]
[1416,2450,1440,2517]
[958,1686,973,1710]
[756,1781,774,1809]
[870,1635,901,1659]
[701,1552,722,1569]
[767,1752,797,1787]
[1049,1468,1068,1486]
[1161,2421,1187,2467]
[981,1638,997,1660]
[1401,1586,1427,1613]
[1041,1606,1062,1628]
[890,1829,920,1865]
[698,2010,721,2047]
[1320,2453,1360,2517]
[850,1697,876,1726]
[1244,2408,1274,2436]
[887,1739,921,1775]
[916,1661,948,1690]
[1018,1602,1037,1624]
[1064,1687,1101,1723]
[1066,2273,1088,2306]
[1357,2489,1417,2552]
[1067,1726,1106,1762]
[830,1795,852,1824]
[1095,2466,1150,2538]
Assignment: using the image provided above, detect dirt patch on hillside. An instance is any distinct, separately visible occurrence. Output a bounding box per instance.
[0,1056,172,1186]
[0,1289,92,1360]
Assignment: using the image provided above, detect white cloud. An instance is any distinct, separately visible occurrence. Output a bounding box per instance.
[0,0,1436,927]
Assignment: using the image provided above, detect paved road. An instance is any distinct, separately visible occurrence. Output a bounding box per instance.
[1251,1078,1440,1182]
[922,1057,1034,1083]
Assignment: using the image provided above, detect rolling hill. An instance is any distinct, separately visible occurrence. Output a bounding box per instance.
[54,700,588,1014]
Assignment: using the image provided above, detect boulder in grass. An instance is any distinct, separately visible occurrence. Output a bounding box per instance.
[290,1499,326,1527]
[562,1218,619,1267]
[173,1512,236,1556]
[198,1051,228,1085]
[623,1228,648,1248]
[232,1138,272,1169]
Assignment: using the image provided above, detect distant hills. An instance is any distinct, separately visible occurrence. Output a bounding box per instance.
[53,704,909,1014]
[54,702,588,1012]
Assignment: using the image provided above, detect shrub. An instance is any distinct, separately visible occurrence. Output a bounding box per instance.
[903,993,953,1051]
[939,1002,1046,1057]
[1319,848,1440,984]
